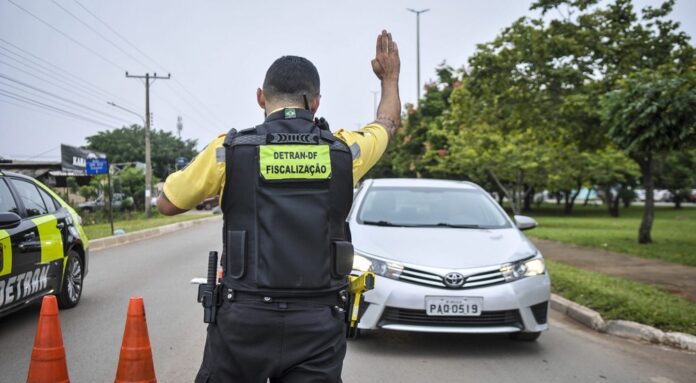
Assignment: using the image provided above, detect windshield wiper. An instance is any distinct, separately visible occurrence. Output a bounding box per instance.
[430,223,482,229]
[362,220,402,227]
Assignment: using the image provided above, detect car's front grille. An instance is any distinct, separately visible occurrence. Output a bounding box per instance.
[463,269,506,288]
[380,307,523,328]
[398,267,507,290]
[530,301,548,324]
[399,267,446,287]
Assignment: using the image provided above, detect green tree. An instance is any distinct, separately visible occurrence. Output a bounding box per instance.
[601,68,696,242]
[78,185,98,201]
[586,146,640,216]
[384,64,461,179]
[460,14,603,213]
[86,125,198,179]
[66,176,79,194]
[117,166,159,211]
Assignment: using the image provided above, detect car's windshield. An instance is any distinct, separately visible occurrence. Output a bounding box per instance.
[358,186,511,229]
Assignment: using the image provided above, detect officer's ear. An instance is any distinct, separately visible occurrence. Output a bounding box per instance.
[257,88,266,109]
[310,94,321,114]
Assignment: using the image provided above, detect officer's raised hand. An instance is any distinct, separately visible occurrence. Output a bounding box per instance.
[372,30,400,82]
[371,30,401,139]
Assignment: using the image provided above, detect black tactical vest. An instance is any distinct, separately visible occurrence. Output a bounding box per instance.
[220,108,354,297]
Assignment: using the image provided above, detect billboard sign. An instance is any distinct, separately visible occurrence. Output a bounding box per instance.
[60,144,105,174]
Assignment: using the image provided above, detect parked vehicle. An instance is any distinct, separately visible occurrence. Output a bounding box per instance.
[350,179,550,341]
[196,196,219,210]
[654,189,672,202]
[0,170,89,317]
[78,193,125,212]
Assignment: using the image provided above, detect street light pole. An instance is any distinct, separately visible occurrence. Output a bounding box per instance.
[107,101,145,124]
[407,8,429,106]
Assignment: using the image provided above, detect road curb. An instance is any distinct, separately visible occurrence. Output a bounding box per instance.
[605,320,664,343]
[550,294,696,352]
[89,215,221,252]
[550,294,606,331]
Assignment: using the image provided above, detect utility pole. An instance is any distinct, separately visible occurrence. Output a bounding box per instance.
[177,116,183,139]
[407,8,429,106]
[125,72,171,217]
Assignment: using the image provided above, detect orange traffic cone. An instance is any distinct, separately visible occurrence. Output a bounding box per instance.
[26,295,70,383]
[114,297,157,383]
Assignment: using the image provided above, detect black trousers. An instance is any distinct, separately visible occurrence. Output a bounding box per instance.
[195,299,347,383]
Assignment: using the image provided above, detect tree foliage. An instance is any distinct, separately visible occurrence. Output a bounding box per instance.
[117,167,158,210]
[86,125,198,179]
[374,0,694,244]
[601,68,696,241]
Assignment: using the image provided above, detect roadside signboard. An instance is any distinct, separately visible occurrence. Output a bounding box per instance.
[85,158,109,175]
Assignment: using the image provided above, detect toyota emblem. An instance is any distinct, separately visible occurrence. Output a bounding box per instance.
[443,272,465,288]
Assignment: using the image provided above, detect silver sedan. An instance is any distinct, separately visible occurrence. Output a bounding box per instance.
[350,178,550,341]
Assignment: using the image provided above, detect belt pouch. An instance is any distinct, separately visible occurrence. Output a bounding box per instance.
[332,241,354,277]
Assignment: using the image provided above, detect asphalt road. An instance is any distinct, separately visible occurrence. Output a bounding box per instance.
[1,218,694,382]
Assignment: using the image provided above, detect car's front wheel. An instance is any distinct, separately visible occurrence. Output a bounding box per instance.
[57,250,83,309]
[509,331,541,341]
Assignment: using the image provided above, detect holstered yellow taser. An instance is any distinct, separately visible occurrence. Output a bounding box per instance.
[346,272,375,338]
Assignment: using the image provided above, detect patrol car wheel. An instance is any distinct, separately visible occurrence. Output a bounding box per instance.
[57,251,83,309]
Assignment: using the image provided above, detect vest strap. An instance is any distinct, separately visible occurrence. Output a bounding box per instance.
[226,134,267,147]
[224,128,350,153]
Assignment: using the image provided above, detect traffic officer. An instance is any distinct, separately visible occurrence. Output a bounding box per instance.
[157,30,401,382]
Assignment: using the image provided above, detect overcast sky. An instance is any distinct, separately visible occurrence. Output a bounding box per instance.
[1,0,695,161]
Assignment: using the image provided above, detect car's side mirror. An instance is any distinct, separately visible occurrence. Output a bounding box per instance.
[514,215,538,231]
[0,212,22,230]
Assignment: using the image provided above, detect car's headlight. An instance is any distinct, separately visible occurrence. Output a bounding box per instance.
[353,253,403,280]
[500,256,546,282]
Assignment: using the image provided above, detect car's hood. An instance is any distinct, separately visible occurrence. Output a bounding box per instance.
[350,223,538,269]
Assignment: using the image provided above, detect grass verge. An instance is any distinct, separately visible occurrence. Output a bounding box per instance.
[83,213,215,240]
[527,204,696,266]
[548,260,696,335]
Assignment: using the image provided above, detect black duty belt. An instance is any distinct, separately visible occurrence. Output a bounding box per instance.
[222,288,347,307]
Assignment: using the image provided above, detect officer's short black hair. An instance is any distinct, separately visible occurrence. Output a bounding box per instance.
[263,56,320,103]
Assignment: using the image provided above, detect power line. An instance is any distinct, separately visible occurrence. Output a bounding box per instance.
[0,52,137,112]
[0,48,110,102]
[150,88,220,135]
[72,0,163,69]
[0,74,132,124]
[50,0,150,71]
[5,0,124,71]
[0,58,121,108]
[0,88,118,127]
[0,90,121,129]
[0,98,128,134]
[0,62,133,123]
[71,0,228,131]
[0,39,139,110]
[26,145,60,160]
[5,0,225,136]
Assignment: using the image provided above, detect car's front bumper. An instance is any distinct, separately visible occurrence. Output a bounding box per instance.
[358,273,551,334]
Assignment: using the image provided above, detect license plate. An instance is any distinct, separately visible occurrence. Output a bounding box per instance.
[425,296,483,316]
